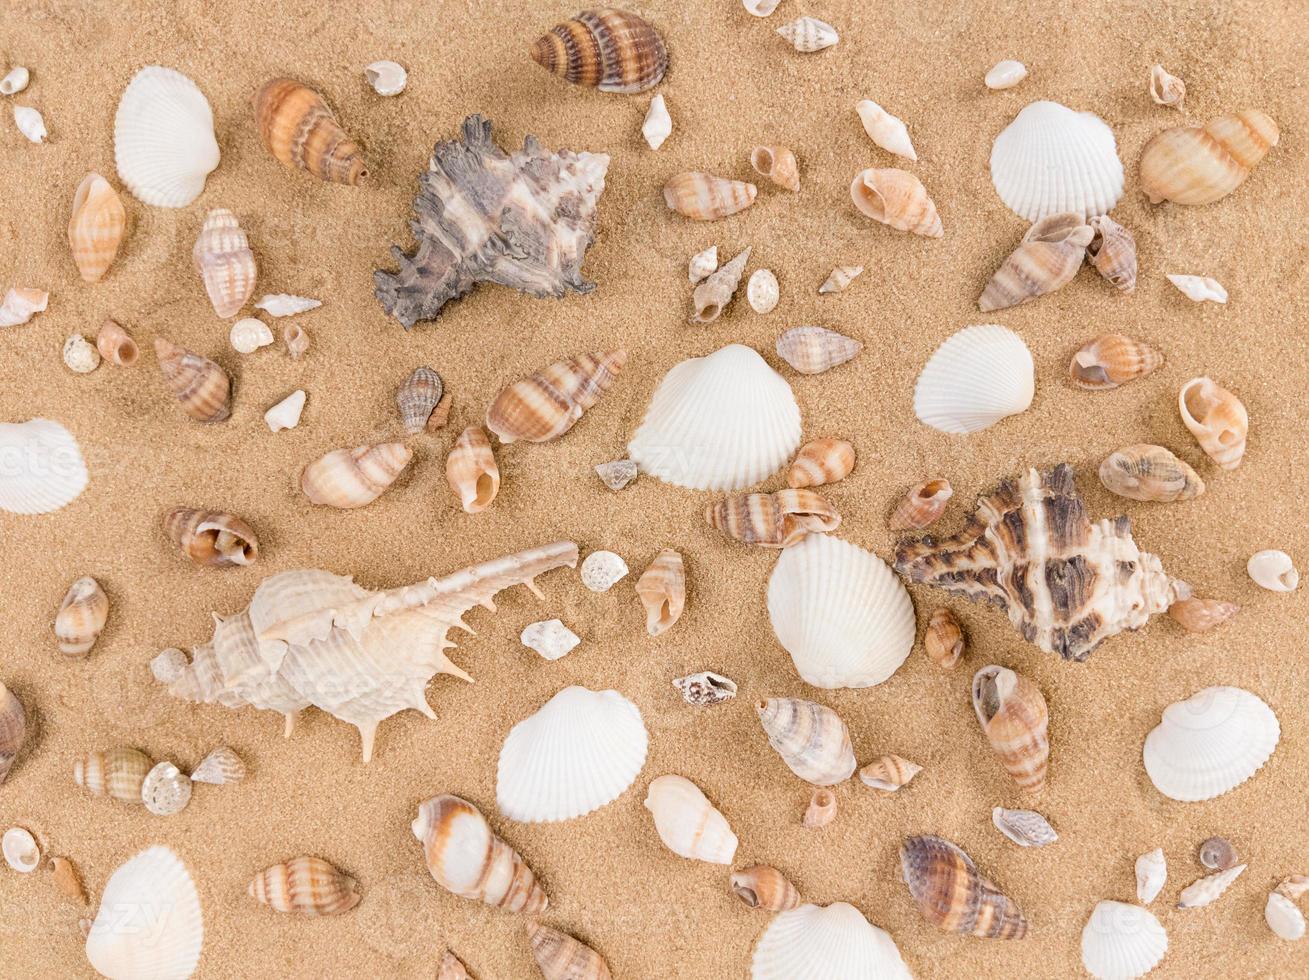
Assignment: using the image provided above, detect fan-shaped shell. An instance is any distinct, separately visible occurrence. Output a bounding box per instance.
[913,325,1034,434]
[1143,686,1279,802]
[114,66,220,208]
[767,533,914,688]
[0,419,88,514]
[496,686,648,823]
[751,902,912,980]
[643,774,738,864]
[990,100,1124,221]
[1081,901,1167,979]
[628,344,801,491]
[68,173,127,283]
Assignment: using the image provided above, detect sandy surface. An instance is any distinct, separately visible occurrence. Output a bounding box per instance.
[1,0,1307,976]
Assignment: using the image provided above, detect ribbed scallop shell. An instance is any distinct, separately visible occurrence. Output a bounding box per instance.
[1143,686,1279,802]
[530,9,668,94]
[248,855,360,916]
[643,774,738,863]
[85,846,203,980]
[496,686,648,823]
[0,419,88,514]
[751,903,912,980]
[913,325,1034,434]
[990,101,1124,221]
[755,697,856,785]
[628,344,801,491]
[301,443,412,508]
[254,78,368,185]
[113,66,220,208]
[68,173,126,283]
[767,533,914,688]
[55,576,109,656]
[1081,901,1167,979]
[1139,110,1278,205]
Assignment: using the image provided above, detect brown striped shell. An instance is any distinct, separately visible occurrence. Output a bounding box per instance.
[0,683,25,785]
[68,173,126,283]
[1068,334,1162,390]
[192,208,256,318]
[445,426,500,514]
[850,168,943,237]
[858,754,922,792]
[664,172,757,221]
[248,856,360,915]
[775,326,863,375]
[1139,109,1278,205]
[300,443,413,508]
[979,212,1093,312]
[529,9,668,94]
[731,865,801,912]
[396,367,443,434]
[787,438,855,488]
[154,338,231,422]
[888,478,952,530]
[254,78,368,185]
[900,835,1028,938]
[54,576,109,656]
[755,697,856,785]
[526,921,612,980]
[972,665,1049,793]
[923,608,964,669]
[163,508,260,566]
[635,548,685,636]
[705,489,840,549]
[1086,215,1138,292]
[1098,445,1205,503]
[486,351,626,444]
[73,746,152,803]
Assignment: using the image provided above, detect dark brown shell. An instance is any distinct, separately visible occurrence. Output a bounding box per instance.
[530,9,668,94]
[900,835,1028,939]
[254,78,367,185]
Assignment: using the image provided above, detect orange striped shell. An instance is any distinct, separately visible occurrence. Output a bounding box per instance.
[486,351,626,444]
[972,665,1049,792]
[705,489,840,548]
[254,78,368,185]
[248,856,360,916]
[1139,109,1278,205]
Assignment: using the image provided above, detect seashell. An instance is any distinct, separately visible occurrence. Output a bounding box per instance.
[664,172,757,220]
[0,684,24,785]
[991,807,1057,847]
[282,321,310,360]
[743,0,781,15]
[85,847,203,979]
[521,619,581,661]
[254,77,368,185]
[1279,877,1309,900]
[673,671,737,706]
[1081,901,1168,979]
[229,318,272,355]
[1247,550,1298,592]
[63,334,100,374]
[1267,891,1306,942]
[50,856,87,904]
[1143,686,1279,801]
[68,173,127,283]
[74,746,152,803]
[979,212,1094,312]
[900,835,1028,938]
[859,755,922,792]
[972,665,1049,792]
[428,392,453,431]
[636,549,685,636]
[767,532,914,687]
[818,265,863,294]
[1069,334,1162,390]
[1099,445,1204,503]
[688,245,718,283]
[1150,65,1185,108]
[595,458,638,491]
[850,167,943,237]
[755,697,856,786]
[412,794,549,912]
[530,8,667,94]
[1168,596,1238,632]
[629,344,801,490]
[644,775,738,863]
[365,60,406,96]
[301,443,413,508]
[751,902,913,980]
[1178,864,1246,909]
[114,66,220,207]
[439,950,472,979]
[0,419,86,515]
[1199,836,1238,871]
[855,100,916,160]
[1136,848,1167,904]
[54,576,109,656]
[1167,273,1226,303]
[487,351,626,444]
[706,489,840,549]
[749,145,800,192]
[802,788,837,828]
[2,827,38,873]
[526,921,612,980]
[0,66,29,96]
[193,208,257,318]
[642,93,671,150]
[141,761,192,816]
[1086,215,1138,292]
[0,286,48,327]
[731,865,800,911]
[255,294,321,317]
[249,856,361,916]
[163,507,259,567]
[154,338,232,423]
[497,686,648,822]
[264,389,306,432]
[748,268,780,314]
[924,608,964,669]
[14,105,47,142]
[1178,377,1247,469]
[446,426,500,514]
[691,247,752,323]
[96,319,138,366]
[1139,110,1278,205]
[913,324,1034,433]
[776,325,862,374]
[985,60,1028,90]
[396,366,443,434]
[990,101,1124,221]
[787,438,855,488]
[776,16,839,52]
[581,550,629,592]
[889,478,952,530]
[189,746,246,785]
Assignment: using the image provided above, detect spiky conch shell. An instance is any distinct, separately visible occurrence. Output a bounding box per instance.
[751,902,913,980]
[150,541,579,763]
[899,835,1028,939]
[1138,109,1278,205]
[486,351,626,444]
[529,9,668,94]
[254,78,368,185]
[248,855,360,915]
[895,464,1188,661]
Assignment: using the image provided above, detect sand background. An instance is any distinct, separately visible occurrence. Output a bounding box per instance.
[1,0,1307,976]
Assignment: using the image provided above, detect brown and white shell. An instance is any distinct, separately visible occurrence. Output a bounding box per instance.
[1099,445,1204,503]
[787,438,855,488]
[193,208,256,318]
[74,747,152,803]
[1168,597,1239,633]
[923,608,964,669]
[1068,334,1162,390]
[529,9,667,94]
[979,212,1093,312]
[254,78,368,184]
[96,320,138,367]
[1086,215,1138,292]
[859,754,922,792]
[1178,377,1248,470]
[691,247,751,323]
[486,351,627,444]
[248,856,361,915]
[396,367,443,434]
[54,576,109,656]
[850,168,943,237]
[446,426,500,514]
[1139,110,1278,205]
[0,683,26,785]
[705,489,840,548]
[301,443,413,508]
[750,145,800,192]
[154,338,231,422]
[900,835,1028,938]
[776,326,863,375]
[163,507,260,566]
[664,172,757,220]
[972,665,1049,792]
[68,173,127,283]
[731,865,801,912]
[755,697,856,785]
[526,921,612,980]
[635,549,685,637]
[888,478,952,530]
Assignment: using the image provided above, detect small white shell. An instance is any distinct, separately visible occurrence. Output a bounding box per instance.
[0,419,88,514]
[520,619,580,661]
[742,0,781,15]
[254,294,321,316]
[855,100,916,161]
[229,317,274,355]
[1080,900,1168,980]
[1143,686,1279,802]
[141,761,192,816]
[1178,864,1246,909]
[264,389,306,433]
[776,16,838,52]
[594,458,638,491]
[985,60,1028,90]
[1266,892,1306,941]
[189,746,246,785]
[688,245,718,283]
[114,66,220,208]
[0,67,29,96]
[1166,274,1227,304]
[991,807,1058,847]
[818,266,862,294]
[581,550,629,592]
[0,287,48,328]
[364,60,407,96]
[751,902,912,980]
[1247,550,1299,592]
[62,335,101,374]
[642,93,671,150]
[1136,848,1167,905]
[643,774,738,864]
[2,827,39,873]
[13,105,46,143]
[748,269,780,314]
[913,324,1035,433]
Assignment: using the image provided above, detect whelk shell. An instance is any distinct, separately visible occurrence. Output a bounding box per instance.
[818,265,863,294]
[68,173,126,283]
[1139,110,1278,205]
[1168,596,1239,633]
[446,426,500,514]
[755,697,856,786]
[855,100,916,160]
[673,671,737,706]
[1247,549,1298,592]
[264,389,306,432]
[787,438,855,488]
[924,608,964,669]
[850,167,943,237]
[1069,334,1161,390]
[642,93,671,150]
[1086,215,1138,292]
[54,576,109,656]
[985,60,1028,90]
[0,66,29,96]
[0,286,48,327]
[0,683,25,784]
[526,921,612,980]
[635,548,685,636]
[743,0,781,15]
[1136,848,1167,904]
[530,8,667,94]
[96,320,138,367]
[190,745,246,785]
[691,247,751,323]
[193,208,257,318]
[254,77,368,184]
[1199,836,1239,871]
[74,746,152,803]
[706,488,839,549]
[1143,686,1279,802]
[113,66,219,207]
[1167,273,1226,303]
[14,105,47,143]
[1098,445,1204,503]
[141,760,192,816]
[520,619,580,661]
[1178,376,1247,469]
[888,478,952,530]
[776,16,839,52]
[913,324,1034,433]
[1266,891,1306,942]
[62,335,100,374]
[747,268,780,314]
[900,835,1028,938]
[859,755,922,792]
[731,865,800,912]
[486,351,626,444]
[751,902,913,980]
[688,245,717,283]
[364,60,407,96]
[229,317,272,355]
[972,665,1049,793]
[776,325,862,375]
[2,828,38,873]
[750,145,800,192]
[163,507,259,567]
[50,856,87,904]
[979,212,1093,312]
[249,856,361,915]
[301,443,413,509]
[1081,900,1168,979]
[154,338,232,423]
[1178,864,1246,909]
[396,366,443,434]
[580,550,628,592]
[802,788,836,828]
[664,172,757,220]
[595,458,638,491]
[992,807,1058,847]
[644,774,738,864]
[1150,64,1185,108]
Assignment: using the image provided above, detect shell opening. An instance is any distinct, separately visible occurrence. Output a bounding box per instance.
[474,474,496,507]
[750,146,777,176]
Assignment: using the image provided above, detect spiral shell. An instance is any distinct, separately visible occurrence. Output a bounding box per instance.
[787,438,855,488]
[991,807,1057,847]
[731,865,800,912]
[705,489,840,549]
[62,335,101,375]
[972,665,1049,793]
[850,168,942,237]
[691,247,751,323]
[229,317,273,355]
[486,351,627,444]
[446,426,500,514]
[530,9,667,94]
[776,16,839,52]
[859,755,923,792]
[74,747,152,803]
[1168,596,1239,633]
[396,366,443,434]
[802,788,837,828]
[750,145,800,192]
[249,856,361,915]
[923,608,964,669]
[68,173,126,283]
[1099,445,1204,503]
[526,922,612,980]
[1069,334,1162,390]
[776,326,862,375]
[54,576,109,656]
[254,78,368,185]
[282,321,310,360]
[979,212,1093,312]
[193,208,257,318]
[755,697,856,786]
[1150,64,1186,108]
[1178,377,1248,470]
[643,774,739,863]
[888,478,952,530]
[163,507,260,567]
[0,684,26,785]
[301,443,413,508]
[635,548,685,636]
[154,338,232,422]
[900,835,1028,938]
[664,172,757,220]
[1139,109,1278,205]
[1086,214,1137,292]
[96,320,138,367]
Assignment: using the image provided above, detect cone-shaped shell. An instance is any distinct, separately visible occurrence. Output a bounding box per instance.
[163,508,260,566]
[859,754,923,792]
[189,746,245,785]
[1143,686,1279,802]
[913,325,1034,433]
[900,835,1028,939]
[664,172,757,220]
[74,746,152,803]
[1081,901,1167,979]
[154,338,231,423]
[972,665,1049,792]
[776,326,862,375]
[113,66,220,208]
[788,438,855,488]
[54,576,109,656]
[1139,110,1278,205]
[1099,446,1204,503]
[254,78,367,184]
[776,16,839,52]
[446,427,500,514]
[529,9,667,94]
[750,145,800,192]
[526,922,612,980]
[192,209,256,318]
[1069,334,1162,390]
[397,367,443,434]
[850,167,942,237]
[635,548,685,636]
[68,173,126,283]
[924,608,964,669]
[248,855,360,915]
[855,100,916,161]
[643,774,738,863]
[751,902,913,980]
[301,443,413,508]
[1168,597,1239,633]
[755,697,856,785]
[767,533,915,688]
[85,847,203,979]
[889,478,952,530]
[412,794,549,913]
[1178,377,1247,470]
[487,351,626,444]
[979,212,1093,312]
[732,865,801,912]
[690,247,751,323]
[97,320,139,367]
[991,807,1058,847]
[1086,215,1137,292]
[0,684,26,784]
[706,489,840,549]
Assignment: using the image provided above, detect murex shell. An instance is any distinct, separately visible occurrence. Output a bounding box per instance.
[254,78,367,185]
[114,66,220,208]
[751,903,912,980]
[530,9,668,94]
[913,325,1034,434]
[755,697,856,786]
[1081,901,1168,980]
[151,540,579,763]
[900,835,1028,939]
[0,419,88,515]
[486,351,626,444]
[1139,110,1278,205]
[643,774,738,864]
[895,464,1188,661]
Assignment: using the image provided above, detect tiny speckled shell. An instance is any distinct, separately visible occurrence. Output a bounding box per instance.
[581,550,628,592]
[747,268,780,313]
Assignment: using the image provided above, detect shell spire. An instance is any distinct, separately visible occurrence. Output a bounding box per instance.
[1139,109,1278,205]
[972,665,1050,792]
[254,78,368,185]
[486,351,626,444]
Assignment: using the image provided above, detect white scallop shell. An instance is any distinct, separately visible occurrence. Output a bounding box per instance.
[628,344,801,491]
[114,66,220,208]
[364,60,407,96]
[1166,274,1227,304]
[264,389,306,432]
[14,105,46,143]
[1265,892,1306,941]
[985,60,1028,90]
[643,775,738,864]
[2,827,39,872]
[1143,686,1279,802]
[496,686,648,823]
[767,533,915,688]
[642,93,671,150]
[229,317,273,355]
[751,902,913,980]
[748,269,780,313]
[990,100,1124,221]
[85,846,203,980]
[1080,901,1167,980]
[912,324,1034,434]
[1135,848,1166,904]
[0,419,89,515]
[254,294,321,316]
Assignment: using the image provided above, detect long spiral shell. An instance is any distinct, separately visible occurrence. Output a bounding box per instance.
[525,921,613,980]
[154,338,231,422]
[486,351,626,444]
[68,173,126,283]
[664,172,757,221]
[529,9,668,94]
[705,489,840,549]
[300,443,413,508]
[900,835,1028,938]
[979,212,1093,312]
[972,665,1049,792]
[192,208,257,318]
[254,78,368,185]
[249,856,361,915]
[1139,109,1278,205]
